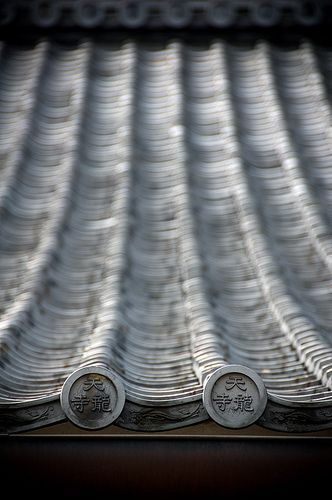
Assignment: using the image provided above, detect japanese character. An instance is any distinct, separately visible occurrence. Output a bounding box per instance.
[70,395,89,413]
[91,395,112,412]
[225,376,247,391]
[213,393,232,411]
[83,377,105,392]
[233,394,254,412]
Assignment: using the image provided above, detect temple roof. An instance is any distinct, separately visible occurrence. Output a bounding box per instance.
[1,22,332,434]
[1,0,332,29]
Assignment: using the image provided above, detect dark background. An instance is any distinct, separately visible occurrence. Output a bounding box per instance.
[2,420,332,496]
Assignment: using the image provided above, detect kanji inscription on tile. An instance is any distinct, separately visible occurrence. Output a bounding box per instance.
[203,365,267,428]
[60,366,125,430]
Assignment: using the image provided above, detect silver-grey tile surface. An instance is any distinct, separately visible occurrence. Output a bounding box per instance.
[1,33,332,430]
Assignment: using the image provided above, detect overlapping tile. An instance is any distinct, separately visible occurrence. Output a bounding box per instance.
[1,33,332,433]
